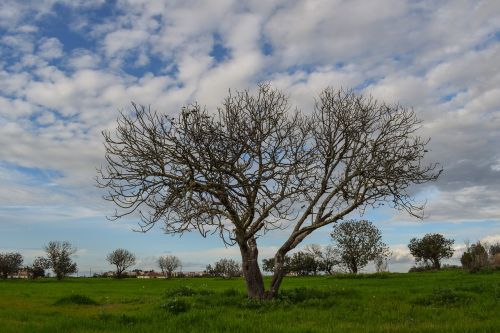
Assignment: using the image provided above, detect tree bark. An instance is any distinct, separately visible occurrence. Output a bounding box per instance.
[267,251,287,299]
[239,237,265,299]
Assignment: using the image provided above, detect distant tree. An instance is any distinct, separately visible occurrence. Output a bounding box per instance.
[98,84,440,299]
[488,242,500,256]
[374,255,390,273]
[488,242,500,268]
[27,257,50,279]
[262,256,291,274]
[461,241,489,272]
[331,220,390,274]
[158,255,181,278]
[207,259,241,278]
[107,249,136,278]
[289,252,319,276]
[44,241,78,280]
[408,233,454,269]
[0,252,23,279]
[303,244,340,275]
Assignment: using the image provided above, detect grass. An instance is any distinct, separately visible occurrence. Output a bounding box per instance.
[0,270,498,332]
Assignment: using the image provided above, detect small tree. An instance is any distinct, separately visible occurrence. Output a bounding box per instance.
[207,259,241,278]
[304,244,340,275]
[408,233,454,269]
[488,242,500,268]
[107,249,136,278]
[461,241,489,272]
[374,255,390,273]
[262,256,291,274]
[28,257,50,279]
[288,252,319,276]
[489,242,500,256]
[0,252,23,278]
[158,255,181,278]
[45,241,78,280]
[331,220,390,274]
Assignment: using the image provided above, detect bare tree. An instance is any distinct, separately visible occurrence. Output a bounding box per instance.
[107,248,136,278]
[158,255,181,278]
[98,84,440,299]
[330,220,390,274]
[44,241,77,280]
[206,258,241,278]
[304,244,340,274]
[0,252,23,279]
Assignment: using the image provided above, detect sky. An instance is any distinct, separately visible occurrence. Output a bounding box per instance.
[0,0,499,275]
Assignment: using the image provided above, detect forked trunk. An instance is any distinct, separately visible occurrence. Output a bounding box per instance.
[267,252,287,299]
[240,240,290,300]
[239,238,265,299]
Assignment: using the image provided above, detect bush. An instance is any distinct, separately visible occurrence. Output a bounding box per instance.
[165,285,197,297]
[441,264,462,270]
[161,297,190,314]
[412,288,472,307]
[54,294,98,306]
[461,242,489,272]
[408,265,435,273]
[278,287,329,303]
[222,288,240,297]
[490,253,500,268]
[331,272,391,279]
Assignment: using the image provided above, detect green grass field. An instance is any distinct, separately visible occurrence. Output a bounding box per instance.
[0,270,499,333]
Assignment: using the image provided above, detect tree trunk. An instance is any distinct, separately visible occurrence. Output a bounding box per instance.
[239,237,265,299]
[349,259,358,274]
[267,251,287,299]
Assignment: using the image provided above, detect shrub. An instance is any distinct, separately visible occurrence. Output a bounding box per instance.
[118,314,139,325]
[490,253,500,268]
[331,272,391,279]
[278,287,329,303]
[222,288,240,297]
[461,242,489,272]
[408,265,434,273]
[413,288,472,307]
[161,297,190,314]
[165,285,197,297]
[54,294,98,306]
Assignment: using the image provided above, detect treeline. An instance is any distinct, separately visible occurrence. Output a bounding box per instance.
[1,219,392,279]
[2,226,499,280]
[0,241,77,280]
[408,234,500,272]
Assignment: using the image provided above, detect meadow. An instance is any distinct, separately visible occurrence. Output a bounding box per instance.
[0,269,499,333]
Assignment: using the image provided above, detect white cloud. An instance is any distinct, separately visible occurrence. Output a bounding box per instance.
[0,0,500,268]
[37,37,64,60]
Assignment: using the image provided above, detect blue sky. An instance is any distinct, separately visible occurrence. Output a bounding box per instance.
[0,0,499,275]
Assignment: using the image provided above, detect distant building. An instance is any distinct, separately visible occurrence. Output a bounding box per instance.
[15,268,29,279]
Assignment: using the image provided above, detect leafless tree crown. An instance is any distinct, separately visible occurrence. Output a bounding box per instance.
[97,84,440,298]
[107,248,136,277]
[98,85,438,242]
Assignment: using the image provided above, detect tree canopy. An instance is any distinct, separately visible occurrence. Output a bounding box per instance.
[98,84,440,298]
[330,220,390,274]
[107,248,136,278]
[408,233,454,269]
[45,241,78,280]
[0,252,23,279]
